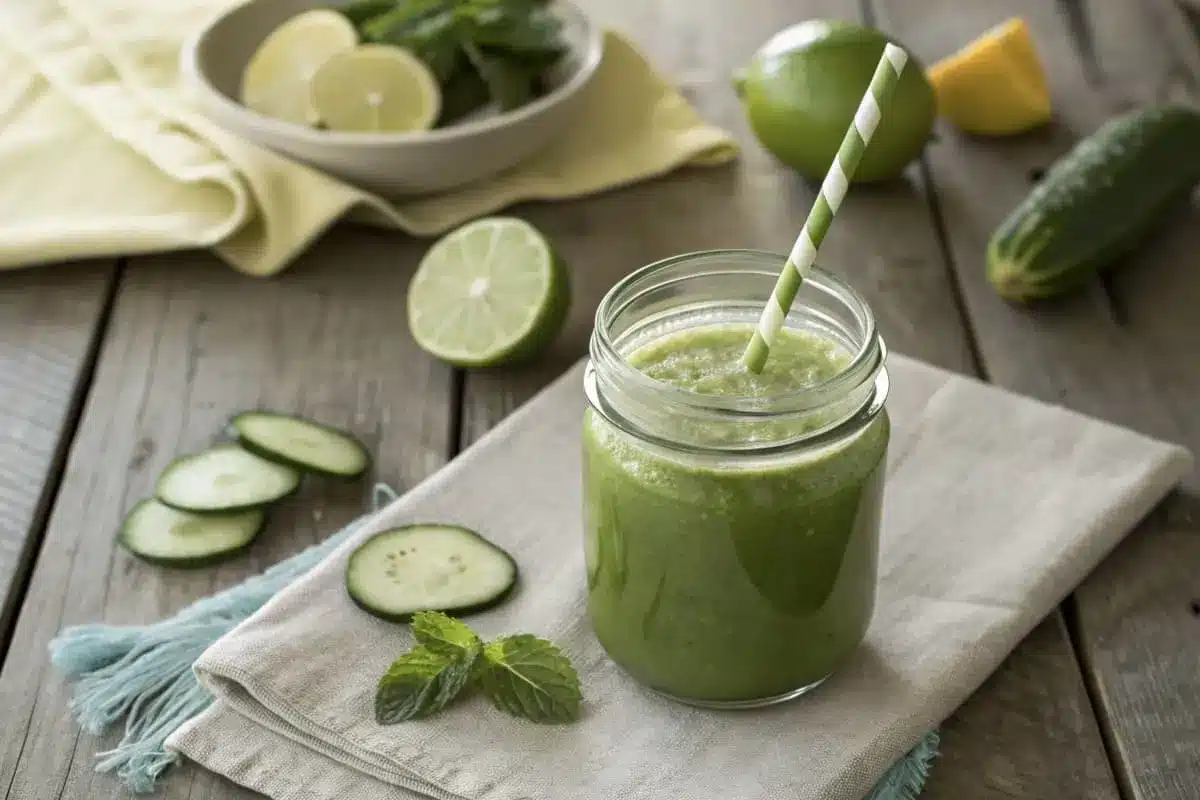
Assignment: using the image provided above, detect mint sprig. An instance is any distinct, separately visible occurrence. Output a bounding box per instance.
[375,643,478,722]
[411,610,482,658]
[477,634,582,723]
[374,611,582,725]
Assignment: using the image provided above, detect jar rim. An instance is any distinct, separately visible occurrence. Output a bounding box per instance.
[590,248,884,418]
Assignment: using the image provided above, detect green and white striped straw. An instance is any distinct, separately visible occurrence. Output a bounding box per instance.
[742,43,909,373]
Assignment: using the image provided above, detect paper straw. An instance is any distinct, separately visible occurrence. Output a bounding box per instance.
[742,43,909,373]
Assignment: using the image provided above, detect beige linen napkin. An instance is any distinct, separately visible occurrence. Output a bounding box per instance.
[0,0,736,276]
[166,354,1191,800]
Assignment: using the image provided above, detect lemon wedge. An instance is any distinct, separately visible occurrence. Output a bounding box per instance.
[310,45,441,134]
[928,17,1052,136]
[240,10,358,127]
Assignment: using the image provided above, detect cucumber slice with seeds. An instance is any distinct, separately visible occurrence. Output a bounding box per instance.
[156,444,300,513]
[118,499,265,568]
[231,411,370,478]
[346,524,518,622]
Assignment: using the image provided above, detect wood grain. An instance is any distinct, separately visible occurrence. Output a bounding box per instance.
[0,230,453,800]
[873,0,1200,796]
[923,615,1123,799]
[1060,1,1200,796]
[465,1,1119,799]
[0,262,116,651]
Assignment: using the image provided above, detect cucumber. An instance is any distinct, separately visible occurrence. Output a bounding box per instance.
[346,524,518,622]
[118,499,265,567]
[987,104,1200,302]
[156,444,300,513]
[230,411,370,478]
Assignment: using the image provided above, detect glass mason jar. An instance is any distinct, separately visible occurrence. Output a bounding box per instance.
[581,249,890,708]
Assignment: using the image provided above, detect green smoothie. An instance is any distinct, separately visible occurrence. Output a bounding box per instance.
[583,323,888,704]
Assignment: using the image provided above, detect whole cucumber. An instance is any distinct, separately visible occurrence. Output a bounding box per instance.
[987,104,1200,302]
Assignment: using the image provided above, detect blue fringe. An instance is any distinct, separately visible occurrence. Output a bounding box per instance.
[51,482,939,798]
[866,731,941,800]
[49,484,398,794]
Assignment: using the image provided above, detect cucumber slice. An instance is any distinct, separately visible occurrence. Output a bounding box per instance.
[346,524,518,622]
[156,444,300,513]
[231,411,370,478]
[118,499,265,568]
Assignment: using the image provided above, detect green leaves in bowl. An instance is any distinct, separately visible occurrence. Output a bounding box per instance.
[337,0,569,124]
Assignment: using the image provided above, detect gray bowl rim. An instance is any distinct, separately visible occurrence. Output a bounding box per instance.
[180,0,605,147]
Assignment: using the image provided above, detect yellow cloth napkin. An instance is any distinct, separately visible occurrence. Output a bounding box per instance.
[0,0,737,276]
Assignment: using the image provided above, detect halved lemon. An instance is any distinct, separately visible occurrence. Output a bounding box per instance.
[240,9,358,126]
[310,44,441,133]
[928,17,1052,136]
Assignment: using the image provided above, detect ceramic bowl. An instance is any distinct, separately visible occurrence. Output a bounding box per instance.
[180,0,603,196]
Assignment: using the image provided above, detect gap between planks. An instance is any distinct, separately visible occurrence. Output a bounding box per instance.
[0,261,125,664]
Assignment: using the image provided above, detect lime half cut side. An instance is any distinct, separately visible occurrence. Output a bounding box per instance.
[240,9,358,126]
[310,44,441,133]
[407,217,570,368]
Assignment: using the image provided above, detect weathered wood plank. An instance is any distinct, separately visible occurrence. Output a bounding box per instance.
[874,0,1174,425]
[874,0,1200,796]
[0,262,116,652]
[465,1,1120,798]
[1062,1,1200,796]
[924,615,1124,798]
[0,230,454,800]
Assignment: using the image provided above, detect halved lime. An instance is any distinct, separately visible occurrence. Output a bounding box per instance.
[310,44,441,133]
[240,10,358,126]
[407,218,570,368]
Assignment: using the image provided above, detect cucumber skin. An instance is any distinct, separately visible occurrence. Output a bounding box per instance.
[118,536,258,569]
[987,105,1200,302]
[347,589,518,624]
[344,525,519,623]
[229,411,372,479]
[116,499,267,569]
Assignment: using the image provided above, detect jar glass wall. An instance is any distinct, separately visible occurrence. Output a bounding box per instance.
[582,249,890,708]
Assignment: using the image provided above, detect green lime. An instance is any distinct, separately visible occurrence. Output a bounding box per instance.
[240,9,358,126]
[407,217,570,368]
[733,20,936,183]
[310,44,441,133]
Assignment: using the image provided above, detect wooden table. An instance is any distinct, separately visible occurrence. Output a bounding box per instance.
[1,0,1198,797]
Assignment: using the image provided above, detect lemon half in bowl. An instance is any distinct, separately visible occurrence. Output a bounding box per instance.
[310,44,441,133]
[239,9,358,126]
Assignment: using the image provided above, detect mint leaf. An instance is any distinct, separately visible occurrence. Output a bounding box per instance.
[437,64,491,125]
[338,0,399,28]
[476,634,582,723]
[461,40,535,111]
[411,611,481,658]
[375,643,478,723]
[466,5,564,55]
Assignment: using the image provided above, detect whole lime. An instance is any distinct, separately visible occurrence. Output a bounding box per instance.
[734,20,936,183]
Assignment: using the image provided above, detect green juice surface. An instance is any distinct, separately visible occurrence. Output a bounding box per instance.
[583,323,888,703]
